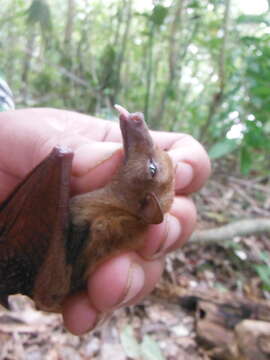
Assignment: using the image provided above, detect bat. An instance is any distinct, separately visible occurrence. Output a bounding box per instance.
[0,105,174,312]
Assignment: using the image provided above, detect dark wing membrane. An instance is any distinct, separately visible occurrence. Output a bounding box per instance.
[66,223,89,266]
[67,222,90,293]
[0,147,73,306]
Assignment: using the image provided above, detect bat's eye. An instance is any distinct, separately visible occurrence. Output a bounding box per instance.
[149,160,157,177]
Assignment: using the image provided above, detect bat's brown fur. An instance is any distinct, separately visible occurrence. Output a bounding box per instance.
[69,146,174,290]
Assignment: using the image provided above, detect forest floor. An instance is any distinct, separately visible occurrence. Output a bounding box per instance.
[0,165,269,360]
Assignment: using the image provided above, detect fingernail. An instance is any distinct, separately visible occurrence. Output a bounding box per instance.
[175,162,193,191]
[76,310,111,334]
[151,215,182,258]
[72,142,122,177]
[117,263,145,307]
[91,312,111,331]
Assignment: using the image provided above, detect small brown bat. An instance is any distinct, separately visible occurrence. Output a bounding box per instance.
[0,105,174,312]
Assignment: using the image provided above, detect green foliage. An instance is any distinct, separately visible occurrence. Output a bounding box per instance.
[236,14,270,26]
[98,44,117,89]
[141,335,165,360]
[26,0,52,33]
[120,325,165,360]
[150,5,168,27]
[240,146,252,175]
[120,325,141,358]
[254,252,270,292]
[0,0,269,175]
[209,139,239,159]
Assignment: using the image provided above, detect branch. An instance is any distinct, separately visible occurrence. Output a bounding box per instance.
[190,218,270,244]
[57,66,91,88]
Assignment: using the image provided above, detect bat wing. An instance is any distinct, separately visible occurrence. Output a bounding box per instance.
[0,147,73,311]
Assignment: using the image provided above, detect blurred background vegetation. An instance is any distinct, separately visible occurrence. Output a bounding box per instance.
[0,0,269,173]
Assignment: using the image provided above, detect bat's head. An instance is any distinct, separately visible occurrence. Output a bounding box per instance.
[114,105,174,225]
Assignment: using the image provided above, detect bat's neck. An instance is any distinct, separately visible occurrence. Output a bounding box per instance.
[96,185,139,217]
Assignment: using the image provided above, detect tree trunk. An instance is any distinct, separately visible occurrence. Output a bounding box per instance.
[144,21,155,123]
[21,30,36,103]
[64,0,76,56]
[198,0,231,142]
[113,0,132,105]
[152,0,186,129]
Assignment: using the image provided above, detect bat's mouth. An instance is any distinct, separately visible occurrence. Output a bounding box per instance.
[114,104,154,160]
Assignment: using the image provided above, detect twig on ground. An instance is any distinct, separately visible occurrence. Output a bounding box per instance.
[190,218,270,244]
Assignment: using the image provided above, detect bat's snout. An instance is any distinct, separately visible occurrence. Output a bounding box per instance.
[114,104,154,160]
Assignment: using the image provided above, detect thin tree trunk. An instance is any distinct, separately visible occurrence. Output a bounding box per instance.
[113,0,125,48]
[6,26,16,85]
[114,0,132,104]
[168,20,200,132]
[64,0,76,56]
[21,30,36,103]
[198,0,231,142]
[152,0,186,128]
[61,0,76,107]
[144,21,155,123]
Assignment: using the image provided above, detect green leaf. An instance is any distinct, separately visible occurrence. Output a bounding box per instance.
[141,335,165,360]
[151,5,168,27]
[236,14,270,26]
[254,265,270,291]
[209,139,238,159]
[244,122,267,149]
[119,325,141,359]
[240,146,252,175]
[259,251,270,264]
[188,0,200,9]
[251,86,270,97]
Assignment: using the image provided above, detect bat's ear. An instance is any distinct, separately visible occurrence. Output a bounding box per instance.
[140,192,163,224]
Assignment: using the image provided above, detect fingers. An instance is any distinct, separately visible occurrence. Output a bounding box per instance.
[138,196,196,258]
[62,195,197,335]
[63,293,98,335]
[0,108,114,176]
[87,255,146,311]
[0,109,124,197]
[89,195,196,308]
[168,135,211,194]
[62,254,164,335]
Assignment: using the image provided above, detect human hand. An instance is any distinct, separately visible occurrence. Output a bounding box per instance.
[0,108,211,335]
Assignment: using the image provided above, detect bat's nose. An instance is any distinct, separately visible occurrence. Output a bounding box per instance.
[114,104,154,160]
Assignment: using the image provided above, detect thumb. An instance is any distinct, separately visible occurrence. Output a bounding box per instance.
[70,141,123,195]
